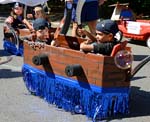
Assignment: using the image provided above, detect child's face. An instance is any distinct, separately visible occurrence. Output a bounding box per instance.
[34,11,43,19]
[96,30,113,43]
[14,7,23,15]
[36,27,49,42]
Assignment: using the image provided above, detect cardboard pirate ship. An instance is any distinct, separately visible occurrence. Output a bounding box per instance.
[22,34,131,119]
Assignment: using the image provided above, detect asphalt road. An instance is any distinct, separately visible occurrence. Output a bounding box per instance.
[0,21,150,122]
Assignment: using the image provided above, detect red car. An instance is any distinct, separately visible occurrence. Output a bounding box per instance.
[110,2,150,47]
[118,20,150,46]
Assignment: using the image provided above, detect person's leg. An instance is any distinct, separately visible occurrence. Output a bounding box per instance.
[72,22,78,37]
[81,1,99,35]
[87,19,97,36]
[71,3,78,37]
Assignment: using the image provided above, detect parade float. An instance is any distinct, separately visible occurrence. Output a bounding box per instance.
[110,2,150,47]
[1,0,150,121]
[22,34,130,119]
[22,32,150,120]
[3,24,30,56]
[118,20,150,47]
[21,1,150,117]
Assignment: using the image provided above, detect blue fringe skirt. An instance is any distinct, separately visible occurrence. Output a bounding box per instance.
[3,40,23,56]
[22,64,130,119]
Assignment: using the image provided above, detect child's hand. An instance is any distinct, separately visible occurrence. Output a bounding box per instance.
[77,28,84,35]
[99,0,107,6]
[76,28,86,38]
[27,14,33,19]
[85,39,92,44]
[51,40,59,47]
[5,16,13,24]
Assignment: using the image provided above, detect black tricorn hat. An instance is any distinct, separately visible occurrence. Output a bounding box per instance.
[14,2,23,8]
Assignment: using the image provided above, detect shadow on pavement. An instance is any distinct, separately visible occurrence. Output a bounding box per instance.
[104,86,150,122]
[0,69,22,78]
[131,76,147,81]
[133,54,149,61]
[129,86,150,117]
[128,40,147,47]
[130,54,149,81]
[0,49,12,56]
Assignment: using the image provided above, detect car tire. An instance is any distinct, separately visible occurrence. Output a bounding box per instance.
[146,37,150,48]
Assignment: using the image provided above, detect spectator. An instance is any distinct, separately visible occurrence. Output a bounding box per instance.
[63,0,105,37]
[111,2,135,21]
[34,6,51,26]
[5,2,33,30]
[120,5,135,20]
[80,19,119,55]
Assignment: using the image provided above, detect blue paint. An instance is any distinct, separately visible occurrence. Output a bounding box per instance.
[22,64,130,119]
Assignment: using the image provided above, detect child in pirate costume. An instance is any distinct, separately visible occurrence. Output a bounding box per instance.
[80,19,119,56]
[5,2,33,30]
[32,18,51,45]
